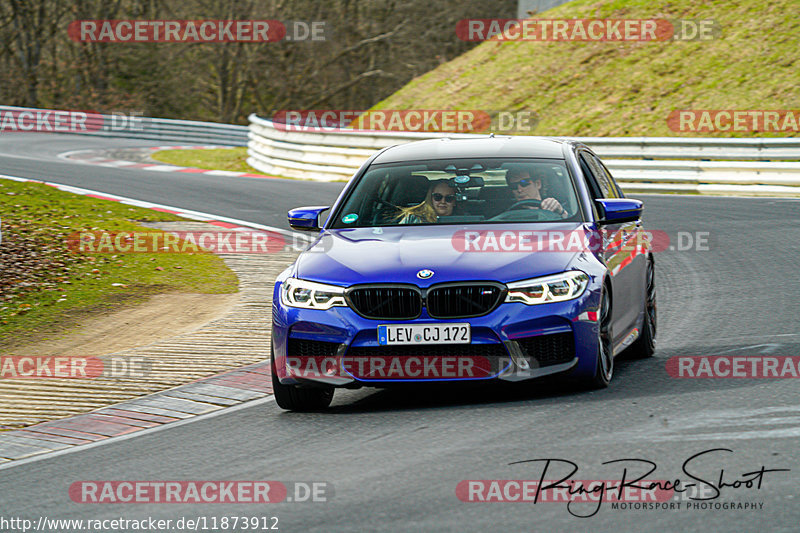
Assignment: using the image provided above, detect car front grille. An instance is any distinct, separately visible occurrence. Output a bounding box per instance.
[347,283,504,320]
[516,332,575,367]
[287,338,340,358]
[427,284,504,318]
[347,286,422,319]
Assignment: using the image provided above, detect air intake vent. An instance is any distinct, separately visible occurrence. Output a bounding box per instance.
[288,338,340,358]
[427,283,504,318]
[347,286,422,320]
[516,332,575,367]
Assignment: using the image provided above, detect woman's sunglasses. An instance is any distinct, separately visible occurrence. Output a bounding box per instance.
[509,178,534,190]
[432,193,456,203]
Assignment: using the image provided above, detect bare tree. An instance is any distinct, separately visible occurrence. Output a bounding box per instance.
[1,0,70,105]
[0,0,515,121]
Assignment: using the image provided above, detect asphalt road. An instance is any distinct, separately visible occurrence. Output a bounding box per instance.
[1,133,799,532]
[0,133,345,230]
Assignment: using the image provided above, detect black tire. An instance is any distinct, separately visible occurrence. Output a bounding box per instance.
[271,350,334,411]
[627,259,656,359]
[585,286,613,389]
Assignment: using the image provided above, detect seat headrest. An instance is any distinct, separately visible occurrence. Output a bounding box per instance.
[391,174,430,206]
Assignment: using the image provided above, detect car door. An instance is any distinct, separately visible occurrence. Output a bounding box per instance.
[578,150,641,344]
[592,153,648,343]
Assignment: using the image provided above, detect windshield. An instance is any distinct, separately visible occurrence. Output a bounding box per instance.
[329,158,582,228]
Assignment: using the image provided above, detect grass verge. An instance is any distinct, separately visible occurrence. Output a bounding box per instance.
[151,147,269,175]
[0,179,238,348]
[374,0,800,138]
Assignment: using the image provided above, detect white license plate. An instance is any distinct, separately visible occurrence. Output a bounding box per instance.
[377,323,471,345]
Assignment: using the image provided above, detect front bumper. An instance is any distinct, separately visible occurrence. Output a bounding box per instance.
[272,283,601,387]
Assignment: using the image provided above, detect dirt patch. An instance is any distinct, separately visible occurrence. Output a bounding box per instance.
[4,292,238,358]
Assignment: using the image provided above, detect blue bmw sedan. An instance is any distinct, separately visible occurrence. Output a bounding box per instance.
[272,137,656,410]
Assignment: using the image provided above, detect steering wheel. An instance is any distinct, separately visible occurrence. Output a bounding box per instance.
[506,199,543,211]
[488,198,562,222]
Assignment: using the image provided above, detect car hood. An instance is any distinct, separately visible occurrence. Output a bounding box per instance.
[294,223,591,287]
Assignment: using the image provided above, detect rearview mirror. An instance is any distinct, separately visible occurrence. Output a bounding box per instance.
[288,206,330,231]
[595,199,643,224]
[449,176,484,188]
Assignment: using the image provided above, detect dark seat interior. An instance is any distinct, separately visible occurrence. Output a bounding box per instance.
[388,174,429,207]
[478,186,514,217]
[368,173,429,225]
[540,168,570,207]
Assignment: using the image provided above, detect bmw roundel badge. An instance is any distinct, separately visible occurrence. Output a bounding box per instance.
[417,269,434,279]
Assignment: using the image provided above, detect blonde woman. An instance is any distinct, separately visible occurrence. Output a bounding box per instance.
[397,179,457,224]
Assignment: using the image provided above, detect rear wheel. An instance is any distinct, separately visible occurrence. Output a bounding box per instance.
[585,287,613,389]
[271,349,334,411]
[627,260,656,359]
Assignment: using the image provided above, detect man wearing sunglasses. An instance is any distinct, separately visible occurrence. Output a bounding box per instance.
[505,167,567,218]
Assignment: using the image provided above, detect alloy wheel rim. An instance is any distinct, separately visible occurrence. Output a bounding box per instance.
[645,263,657,341]
[599,291,613,380]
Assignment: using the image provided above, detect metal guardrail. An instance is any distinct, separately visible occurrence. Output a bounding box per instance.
[246,113,800,195]
[571,137,800,161]
[0,105,248,146]
[3,106,796,195]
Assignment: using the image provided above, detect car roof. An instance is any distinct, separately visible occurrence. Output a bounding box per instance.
[371,136,570,164]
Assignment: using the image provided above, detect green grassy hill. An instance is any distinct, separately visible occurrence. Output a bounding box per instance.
[374,0,800,137]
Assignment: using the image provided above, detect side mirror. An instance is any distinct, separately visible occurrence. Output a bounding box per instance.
[288,206,330,231]
[595,199,643,224]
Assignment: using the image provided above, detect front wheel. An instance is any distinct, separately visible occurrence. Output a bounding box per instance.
[271,350,334,411]
[585,287,613,389]
[627,260,656,359]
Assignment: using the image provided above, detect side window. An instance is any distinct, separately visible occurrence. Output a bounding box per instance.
[590,154,624,198]
[578,154,605,199]
[581,153,617,199]
[578,154,603,220]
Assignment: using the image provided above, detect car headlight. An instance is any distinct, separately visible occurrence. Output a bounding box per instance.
[505,271,590,305]
[281,277,347,310]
